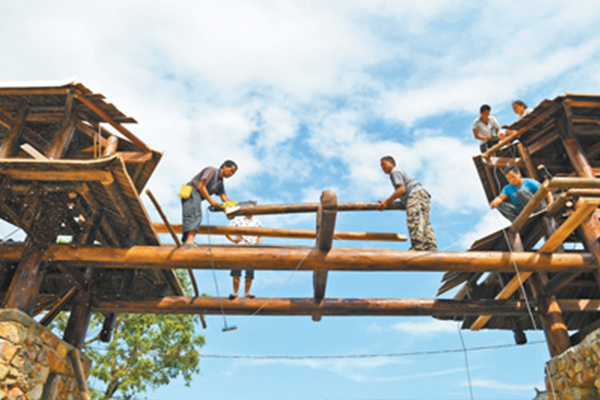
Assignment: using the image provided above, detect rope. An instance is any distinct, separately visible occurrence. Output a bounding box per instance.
[457,322,474,400]
[205,210,230,330]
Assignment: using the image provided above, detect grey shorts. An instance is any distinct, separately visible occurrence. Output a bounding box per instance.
[230,270,255,279]
[182,189,202,233]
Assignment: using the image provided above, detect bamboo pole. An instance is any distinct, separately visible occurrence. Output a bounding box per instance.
[92,297,534,316]
[152,223,407,242]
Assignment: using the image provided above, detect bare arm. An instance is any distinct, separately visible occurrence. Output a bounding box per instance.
[197,180,220,208]
[378,184,406,210]
[225,234,242,243]
[546,191,553,206]
[490,193,508,208]
[219,193,232,203]
[473,128,488,141]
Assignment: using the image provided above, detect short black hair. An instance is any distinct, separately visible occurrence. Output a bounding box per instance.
[221,160,237,169]
[380,156,396,166]
[504,166,520,176]
[512,100,527,109]
[480,104,491,113]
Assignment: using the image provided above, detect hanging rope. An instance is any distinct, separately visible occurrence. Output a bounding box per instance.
[457,322,475,400]
[205,210,232,331]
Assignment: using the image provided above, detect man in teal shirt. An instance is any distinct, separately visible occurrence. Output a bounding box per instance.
[490,166,552,221]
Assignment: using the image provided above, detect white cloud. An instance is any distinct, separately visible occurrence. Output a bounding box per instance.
[391,319,458,336]
[459,211,509,249]
[466,378,543,392]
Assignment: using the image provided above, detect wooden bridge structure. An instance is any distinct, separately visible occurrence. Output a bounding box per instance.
[0,84,598,359]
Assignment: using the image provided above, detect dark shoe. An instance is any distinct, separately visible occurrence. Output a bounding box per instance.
[228,294,238,300]
[245,294,256,299]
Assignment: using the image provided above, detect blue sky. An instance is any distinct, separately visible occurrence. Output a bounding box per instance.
[3,1,600,399]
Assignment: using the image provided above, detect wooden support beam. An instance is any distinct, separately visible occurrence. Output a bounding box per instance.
[3,194,66,314]
[509,181,550,234]
[46,92,77,160]
[517,142,539,181]
[550,177,600,189]
[64,270,93,350]
[0,106,29,158]
[99,313,118,343]
[227,201,406,217]
[485,157,524,168]
[0,245,587,273]
[471,199,599,331]
[68,348,91,400]
[152,223,407,242]
[92,297,534,316]
[313,190,337,318]
[39,286,78,327]
[0,108,49,153]
[72,91,151,152]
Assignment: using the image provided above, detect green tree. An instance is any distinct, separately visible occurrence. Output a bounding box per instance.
[51,271,205,399]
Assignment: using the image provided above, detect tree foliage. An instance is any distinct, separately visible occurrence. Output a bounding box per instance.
[52,271,205,399]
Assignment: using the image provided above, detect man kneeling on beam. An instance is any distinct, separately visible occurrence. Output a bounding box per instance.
[490,166,552,222]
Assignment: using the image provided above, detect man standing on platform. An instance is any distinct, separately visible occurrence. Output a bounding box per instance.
[378,156,437,251]
[181,160,237,246]
[473,104,505,153]
[490,166,552,222]
[225,214,262,299]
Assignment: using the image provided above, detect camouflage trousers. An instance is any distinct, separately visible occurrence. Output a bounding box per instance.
[406,190,437,251]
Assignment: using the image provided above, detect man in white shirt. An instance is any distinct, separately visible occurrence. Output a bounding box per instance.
[226,215,262,299]
[473,104,505,153]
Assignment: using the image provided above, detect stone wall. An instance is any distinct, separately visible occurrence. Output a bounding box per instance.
[0,309,90,400]
[545,329,600,400]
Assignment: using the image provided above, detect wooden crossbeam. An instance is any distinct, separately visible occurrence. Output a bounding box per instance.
[72,91,151,152]
[0,106,29,158]
[92,297,533,316]
[152,223,407,242]
[471,197,600,331]
[0,245,590,272]
[313,190,337,312]
[227,201,406,217]
[509,180,550,234]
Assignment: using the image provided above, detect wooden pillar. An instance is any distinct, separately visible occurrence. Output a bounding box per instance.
[557,101,600,280]
[64,269,94,350]
[46,92,77,160]
[312,190,337,321]
[0,106,29,158]
[3,194,66,314]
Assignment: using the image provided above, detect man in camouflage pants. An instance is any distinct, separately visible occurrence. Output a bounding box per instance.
[377,156,437,251]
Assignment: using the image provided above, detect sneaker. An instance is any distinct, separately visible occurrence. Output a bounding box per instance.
[245,294,256,299]
[228,294,238,300]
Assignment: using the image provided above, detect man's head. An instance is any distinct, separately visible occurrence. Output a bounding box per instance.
[512,100,527,116]
[504,166,523,187]
[380,156,396,174]
[479,104,491,119]
[221,160,238,178]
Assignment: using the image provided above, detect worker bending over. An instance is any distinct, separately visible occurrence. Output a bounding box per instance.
[181,160,237,246]
[226,214,262,300]
[490,166,552,222]
[378,156,437,251]
[473,104,505,153]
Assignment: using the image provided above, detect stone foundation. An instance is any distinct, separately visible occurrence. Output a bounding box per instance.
[546,329,600,400]
[0,309,90,400]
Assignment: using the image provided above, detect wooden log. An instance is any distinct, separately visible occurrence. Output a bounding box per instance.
[46,92,77,160]
[550,178,600,189]
[67,348,91,400]
[72,91,151,152]
[0,245,588,273]
[3,194,66,314]
[63,273,93,350]
[226,201,406,217]
[92,297,534,316]
[517,142,539,181]
[0,108,50,153]
[99,313,118,343]
[0,106,29,158]
[313,190,337,315]
[152,223,407,242]
[509,181,550,234]
[39,286,78,327]
[485,157,524,168]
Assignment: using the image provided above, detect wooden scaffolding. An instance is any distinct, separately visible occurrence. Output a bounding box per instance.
[0,83,598,359]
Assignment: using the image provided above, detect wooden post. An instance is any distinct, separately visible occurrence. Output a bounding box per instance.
[2,194,66,314]
[39,286,78,327]
[0,106,29,158]
[46,92,77,160]
[312,190,337,321]
[100,313,118,342]
[64,270,94,350]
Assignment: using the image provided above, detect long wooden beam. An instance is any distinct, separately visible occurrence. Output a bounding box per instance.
[227,201,406,217]
[72,91,151,152]
[152,223,407,242]
[0,244,591,272]
[92,297,534,316]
